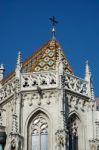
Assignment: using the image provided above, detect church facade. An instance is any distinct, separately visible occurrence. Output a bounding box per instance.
[0,37,99,150]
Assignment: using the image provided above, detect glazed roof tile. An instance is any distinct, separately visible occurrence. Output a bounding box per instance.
[1,71,16,85]
[1,39,73,85]
[22,40,74,74]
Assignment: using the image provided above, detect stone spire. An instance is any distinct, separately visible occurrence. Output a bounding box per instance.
[85,60,95,100]
[85,60,91,81]
[16,51,22,78]
[0,64,5,81]
[16,51,22,70]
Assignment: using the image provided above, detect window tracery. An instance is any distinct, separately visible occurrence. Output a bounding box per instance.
[67,114,79,150]
[28,114,48,150]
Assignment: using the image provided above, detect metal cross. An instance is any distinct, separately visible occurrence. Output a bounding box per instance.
[49,16,58,27]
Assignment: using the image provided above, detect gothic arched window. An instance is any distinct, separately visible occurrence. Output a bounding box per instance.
[28,113,48,150]
[67,114,79,150]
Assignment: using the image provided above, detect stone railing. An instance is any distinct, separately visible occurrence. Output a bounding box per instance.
[0,71,88,103]
[63,73,88,96]
[21,71,57,91]
[0,77,18,103]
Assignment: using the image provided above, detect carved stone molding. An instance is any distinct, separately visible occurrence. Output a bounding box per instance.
[66,94,87,111]
[0,107,6,126]
[55,129,66,147]
[11,139,16,150]
[31,115,48,134]
[64,73,88,96]
[21,90,57,107]
[8,134,23,150]
[0,77,19,103]
[21,72,57,90]
[89,139,97,150]
[67,115,78,136]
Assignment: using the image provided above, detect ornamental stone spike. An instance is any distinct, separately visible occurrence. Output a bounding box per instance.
[85,60,91,97]
[16,51,22,70]
[16,51,22,78]
[85,60,95,100]
[0,64,5,81]
[85,60,91,81]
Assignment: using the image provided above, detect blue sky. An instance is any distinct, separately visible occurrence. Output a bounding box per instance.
[0,0,99,96]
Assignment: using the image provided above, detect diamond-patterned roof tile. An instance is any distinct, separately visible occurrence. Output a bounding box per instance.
[22,40,74,74]
[1,39,74,85]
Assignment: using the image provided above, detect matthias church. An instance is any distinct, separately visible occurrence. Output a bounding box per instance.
[0,19,99,150]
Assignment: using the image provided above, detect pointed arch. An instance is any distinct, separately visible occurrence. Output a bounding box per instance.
[25,107,52,127]
[67,110,81,122]
[67,111,83,150]
[24,107,52,150]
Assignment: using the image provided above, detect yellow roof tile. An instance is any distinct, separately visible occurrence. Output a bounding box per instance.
[22,40,74,74]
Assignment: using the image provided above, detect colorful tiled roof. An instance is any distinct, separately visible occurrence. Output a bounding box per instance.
[22,40,74,74]
[1,71,16,85]
[1,39,73,85]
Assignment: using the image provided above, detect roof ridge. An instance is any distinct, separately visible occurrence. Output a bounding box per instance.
[1,70,16,85]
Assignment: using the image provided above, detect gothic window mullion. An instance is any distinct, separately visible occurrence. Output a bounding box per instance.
[68,115,79,150]
[31,115,48,150]
[39,116,41,150]
[72,134,74,150]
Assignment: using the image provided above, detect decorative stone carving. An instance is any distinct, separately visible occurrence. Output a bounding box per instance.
[37,86,43,99]
[64,73,88,96]
[46,92,50,104]
[0,71,88,105]
[66,93,87,110]
[89,141,96,150]
[55,130,65,147]
[67,120,78,136]
[11,114,18,134]
[11,139,16,150]
[31,115,48,134]
[0,77,19,103]
[21,90,56,107]
[29,94,33,106]
[21,72,57,90]
[37,95,41,105]
[0,108,6,126]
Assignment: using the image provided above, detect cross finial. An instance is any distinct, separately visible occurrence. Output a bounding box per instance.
[49,16,58,26]
[49,16,58,40]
